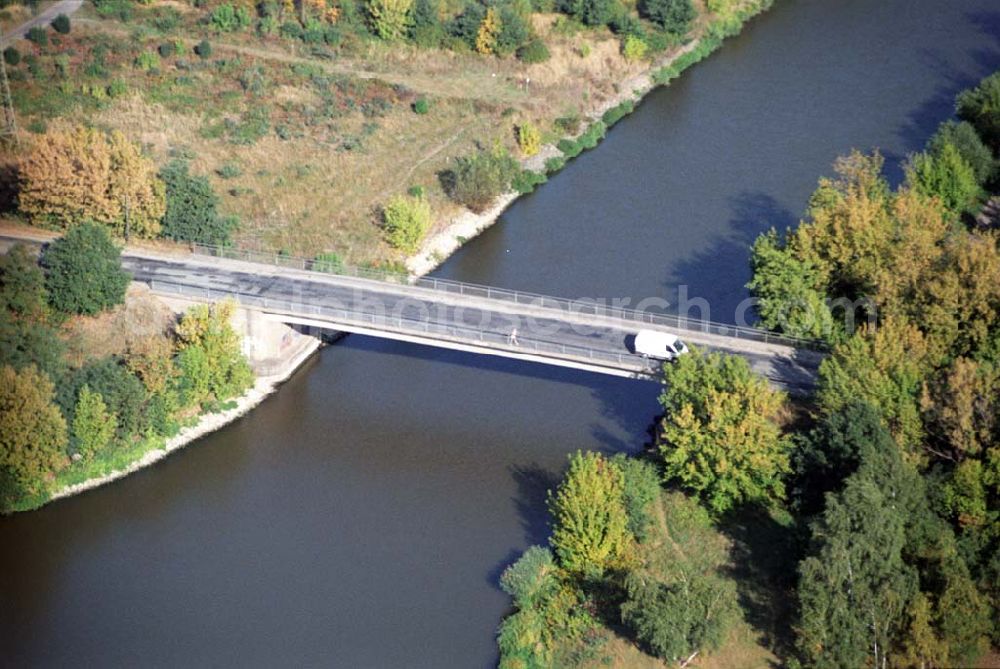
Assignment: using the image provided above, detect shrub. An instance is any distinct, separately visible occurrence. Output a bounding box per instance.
[107,79,128,98]
[382,194,431,252]
[211,3,252,32]
[412,97,429,114]
[516,37,550,63]
[51,13,71,34]
[602,99,634,127]
[554,114,581,134]
[516,121,541,156]
[511,169,547,194]
[160,160,237,245]
[313,252,344,273]
[2,47,19,66]
[638,0,694,34]
[445,146,519,212]
[216,162,242,179]
[26,26,48,46]
[135,51,160,72]
[41,222,131,316]
[622,34,648,61]
[94,0,133,21]
[544,156,565,173]
[157,42,175,58]
[194,39,213,58]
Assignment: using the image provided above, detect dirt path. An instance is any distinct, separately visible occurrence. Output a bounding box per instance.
[1,0,83,44]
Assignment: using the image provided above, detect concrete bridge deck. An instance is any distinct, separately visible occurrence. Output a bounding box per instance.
[128,248,824,392]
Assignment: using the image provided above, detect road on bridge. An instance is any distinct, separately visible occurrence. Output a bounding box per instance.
[122,252,823,393]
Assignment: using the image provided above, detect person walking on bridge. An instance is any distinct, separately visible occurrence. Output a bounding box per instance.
[508,327,519,346]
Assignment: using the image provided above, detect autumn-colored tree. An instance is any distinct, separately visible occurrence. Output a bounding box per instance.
[548,451,632,577]
[899,593,949,669]
[18,127,165,237]
[124,335,177,395]
[0,365,67,508]
[915,231,1000,360]
[475,7,500,55]
[658,348,790,514]
[72,385,116,459]
[922,357,997,463]
[367,0,412,40]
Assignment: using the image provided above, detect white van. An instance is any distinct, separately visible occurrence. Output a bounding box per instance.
[633,330,689,361]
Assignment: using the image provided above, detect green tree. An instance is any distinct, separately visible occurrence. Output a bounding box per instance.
[497,546,594,668]
[559,0,616,26]
[817,318,929,461]
[928,120,995,185]
[500,545,560,610]
[174,300,254,408]
[0,365,67,509]
[621,569,738,661]
[368,0,413,40]
[547,450,632,577]
[747,230,837,341]
[957,71,1000,152]
[796,431,924,669]
[612,454,661,542]
[71,385,116,458]
[906,143,980,217]
[658,349,791,514]
[790,401,886,516]
[382,194,431,253]
[41,222,131,315]
[159,160,237,245]
[61,357,150,443]
[1,244,49,321]
[409,0,443,47]
[638,0,694,34]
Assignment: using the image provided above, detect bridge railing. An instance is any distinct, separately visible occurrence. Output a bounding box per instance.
[187,243,827,351]
[152,280,661,375]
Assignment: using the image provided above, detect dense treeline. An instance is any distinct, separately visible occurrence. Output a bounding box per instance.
[496,70,1000,667]
[0,226,253,513]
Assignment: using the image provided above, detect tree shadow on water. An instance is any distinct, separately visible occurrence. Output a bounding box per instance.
[717,502,804,666]
[509,462,560,547]
[664,192,798,326]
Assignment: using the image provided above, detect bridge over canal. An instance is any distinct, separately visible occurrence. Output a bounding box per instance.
[127,245,825,392]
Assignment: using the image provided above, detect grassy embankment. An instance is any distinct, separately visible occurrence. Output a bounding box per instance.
[1,0,771,268]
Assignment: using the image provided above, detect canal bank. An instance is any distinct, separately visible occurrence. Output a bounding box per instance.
[406,0,775,277]
[2,1,998,666]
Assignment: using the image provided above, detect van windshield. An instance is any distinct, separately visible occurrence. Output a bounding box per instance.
[674,340,686,351]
